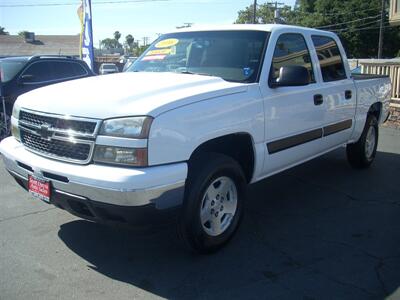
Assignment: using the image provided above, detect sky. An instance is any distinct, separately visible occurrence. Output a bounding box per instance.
[0,0,296,47]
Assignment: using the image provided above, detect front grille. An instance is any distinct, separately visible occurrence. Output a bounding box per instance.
[21,131,91,162]
[20,110,97,135]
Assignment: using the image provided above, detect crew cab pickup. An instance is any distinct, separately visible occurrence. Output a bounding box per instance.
[0,25,391,253]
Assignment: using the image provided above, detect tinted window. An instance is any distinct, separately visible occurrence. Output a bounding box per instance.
[270,33,315,83]
[129,31,269,83]
[312,36,347,82]
[52,61,87,79]
[22,61,53,83]
[71,62,88,76]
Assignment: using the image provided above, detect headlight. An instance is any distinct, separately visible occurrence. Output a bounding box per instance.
[99,116,153,139]
[93,146,147,166]
[12,104,20,119]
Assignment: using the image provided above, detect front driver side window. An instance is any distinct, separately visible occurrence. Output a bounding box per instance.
[21,61,53,83]
[270,33,315,84]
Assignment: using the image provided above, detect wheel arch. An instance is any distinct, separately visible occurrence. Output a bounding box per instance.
[188,132,256,184]
[368,102,382,122]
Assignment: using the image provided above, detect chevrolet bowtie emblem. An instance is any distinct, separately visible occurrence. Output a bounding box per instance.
[39,124,53,140]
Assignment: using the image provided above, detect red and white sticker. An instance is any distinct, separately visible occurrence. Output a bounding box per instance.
[28,176,51,203]
[141,55,167,61]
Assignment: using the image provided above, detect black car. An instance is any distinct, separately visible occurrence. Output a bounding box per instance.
[0,55,94,139]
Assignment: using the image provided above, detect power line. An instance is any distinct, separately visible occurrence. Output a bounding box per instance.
[297,7,379,17]
[316,14,381,29]
[332,23,394,34]
[329,19,382,31]
[0,0,233,7]
[0,0,171,7]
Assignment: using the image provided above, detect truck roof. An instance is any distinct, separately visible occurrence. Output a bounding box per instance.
[169,24,336,37]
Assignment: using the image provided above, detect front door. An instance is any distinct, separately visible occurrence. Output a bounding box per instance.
[259,32,326,176]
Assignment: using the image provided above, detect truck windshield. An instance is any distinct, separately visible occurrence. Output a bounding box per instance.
[128,30,269,83]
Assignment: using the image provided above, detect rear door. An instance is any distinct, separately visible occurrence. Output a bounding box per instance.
[259,31,326,175]
[310,35,356,150]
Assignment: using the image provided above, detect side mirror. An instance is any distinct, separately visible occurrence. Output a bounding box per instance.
[18,74,34,84]
[270,66,310,88]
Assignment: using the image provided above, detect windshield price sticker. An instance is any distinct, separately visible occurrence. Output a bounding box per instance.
[141,55,167,61]
[146,48,172,56]
[155,38,179,48]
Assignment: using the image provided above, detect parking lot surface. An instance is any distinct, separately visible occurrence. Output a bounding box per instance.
[1,126,400,300]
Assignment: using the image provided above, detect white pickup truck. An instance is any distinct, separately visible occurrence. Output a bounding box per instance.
[0,25,391,253]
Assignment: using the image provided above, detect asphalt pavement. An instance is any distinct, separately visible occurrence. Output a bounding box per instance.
[1,126,400,300]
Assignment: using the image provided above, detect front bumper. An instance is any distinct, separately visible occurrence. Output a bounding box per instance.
[0,137,187,223]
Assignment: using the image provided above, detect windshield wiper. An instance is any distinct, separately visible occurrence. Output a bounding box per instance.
[177,70,214,77]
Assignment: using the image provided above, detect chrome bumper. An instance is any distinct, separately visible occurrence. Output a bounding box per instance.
[0,137,187,208]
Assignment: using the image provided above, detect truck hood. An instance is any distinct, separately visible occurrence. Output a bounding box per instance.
[16,72,248,119]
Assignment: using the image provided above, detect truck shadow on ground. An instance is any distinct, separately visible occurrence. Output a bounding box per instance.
[58,149,400,299]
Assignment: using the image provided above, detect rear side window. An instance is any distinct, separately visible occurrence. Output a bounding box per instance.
[311,36,347,82]
[270,33,315,83]
[51,61,87,79]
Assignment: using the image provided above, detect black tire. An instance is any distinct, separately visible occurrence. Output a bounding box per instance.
[178,153,246,254]
[346,114,378,169]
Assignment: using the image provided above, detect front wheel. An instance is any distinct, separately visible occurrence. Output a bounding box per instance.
[346,114,378,169]
[178,153,246,254]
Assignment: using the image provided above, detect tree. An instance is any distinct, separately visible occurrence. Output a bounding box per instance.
[0,26,9,35]
[100,38,121,49]
[235,3,294,24]
[100,31,124,50]
[113,31,121,42]
[125,34,134,48]
[125,34,135,54]
[235,0,400,58]
[18,31,29,37]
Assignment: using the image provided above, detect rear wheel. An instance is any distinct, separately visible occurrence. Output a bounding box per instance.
[178,153,246,254]
[346,114,378,169]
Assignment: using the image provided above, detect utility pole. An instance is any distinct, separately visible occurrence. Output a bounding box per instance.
[253,0,257,24]
[378,0,386,59]
[142,37,149,46]
[267,1,284,24]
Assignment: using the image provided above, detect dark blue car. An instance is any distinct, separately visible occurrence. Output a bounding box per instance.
[0,55,94,139]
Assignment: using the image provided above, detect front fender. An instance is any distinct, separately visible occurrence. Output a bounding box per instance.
[147,85,264,166]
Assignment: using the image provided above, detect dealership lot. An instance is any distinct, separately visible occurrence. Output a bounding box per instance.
[1,126,400,299]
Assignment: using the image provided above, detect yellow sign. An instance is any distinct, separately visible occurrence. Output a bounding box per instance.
[146,48,172,56]
[155,38,179,48]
